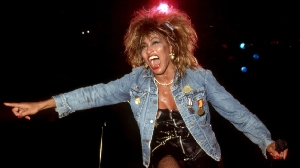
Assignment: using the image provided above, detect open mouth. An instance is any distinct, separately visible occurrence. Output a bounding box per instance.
[149,55,160,69]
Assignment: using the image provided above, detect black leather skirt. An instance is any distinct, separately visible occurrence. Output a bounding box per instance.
[150,109,219,168]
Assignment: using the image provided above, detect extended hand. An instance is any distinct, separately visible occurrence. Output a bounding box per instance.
[4,99,56,120]
[3,102,42,120]
[267,140,288,160]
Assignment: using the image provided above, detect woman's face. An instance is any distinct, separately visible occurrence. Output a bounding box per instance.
[140,33,174,75]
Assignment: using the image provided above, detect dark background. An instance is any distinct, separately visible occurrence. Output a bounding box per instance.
[0,0,298,167]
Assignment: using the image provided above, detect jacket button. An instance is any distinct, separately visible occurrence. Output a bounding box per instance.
[150,120,154,123]
[190,122,194,126]
[153,100,157,104]
[145,139,150,143]
[145,161,149,165]
[193,97,197,101]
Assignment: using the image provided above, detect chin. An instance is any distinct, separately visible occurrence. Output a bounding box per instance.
[151,67,166,75]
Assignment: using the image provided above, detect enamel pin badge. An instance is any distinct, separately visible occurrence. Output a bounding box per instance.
[182,85,193,94]
[197,99,205,116]
[135,96,141,104]
[188,97,194,114]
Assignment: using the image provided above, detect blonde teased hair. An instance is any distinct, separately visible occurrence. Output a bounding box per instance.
[124,6,200,77]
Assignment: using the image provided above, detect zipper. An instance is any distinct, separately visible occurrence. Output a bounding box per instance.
[179,136,186,154]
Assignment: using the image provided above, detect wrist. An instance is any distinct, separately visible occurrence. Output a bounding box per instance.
[39,98,56,111]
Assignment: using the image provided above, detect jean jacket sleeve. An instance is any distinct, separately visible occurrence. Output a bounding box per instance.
[52,72,133,118]
[203,69,274,158]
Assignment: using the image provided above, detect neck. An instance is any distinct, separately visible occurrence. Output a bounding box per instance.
[154,67,175,84]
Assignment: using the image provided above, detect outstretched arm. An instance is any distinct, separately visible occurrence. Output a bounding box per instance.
[202,69,288,160]
[4,98,56,120]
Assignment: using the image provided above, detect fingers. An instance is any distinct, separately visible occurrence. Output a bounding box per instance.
[16,112,31,120]
[4,102,26,114]
[3,102,15,107]
[4,102,32,120]
[4,102,23,108]
[267,142,288,160]
[12,107,21,116]
[282,149,288,160]
[11,106,28,117]
[276,150,288,160]
[17,110,32,120]
[271,151,281,160]
[267,142,280,159]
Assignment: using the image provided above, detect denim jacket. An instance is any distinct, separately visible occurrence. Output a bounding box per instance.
[53,66,274,167]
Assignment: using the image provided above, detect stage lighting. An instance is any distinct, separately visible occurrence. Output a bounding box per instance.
[240,43,246,49]
[241,66,248,73]
[253,54,259,60]
[157,3,169,13]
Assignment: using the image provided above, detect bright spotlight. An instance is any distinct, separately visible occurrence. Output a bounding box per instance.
[157,3,169,13]
[240,43,246,49]
[241,66,248,73]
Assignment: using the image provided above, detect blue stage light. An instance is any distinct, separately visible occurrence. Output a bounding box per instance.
[241,66,247,73]
[240,43,246,49]
[253,54,259,59]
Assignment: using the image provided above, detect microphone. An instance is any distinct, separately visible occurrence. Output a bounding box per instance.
[275,139,287,153]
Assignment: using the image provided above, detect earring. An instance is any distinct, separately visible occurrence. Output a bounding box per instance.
[170,52,175,60]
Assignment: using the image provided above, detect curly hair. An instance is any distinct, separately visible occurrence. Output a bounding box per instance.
[124,6,200,77]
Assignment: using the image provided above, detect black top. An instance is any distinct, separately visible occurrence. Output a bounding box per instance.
[150,109,202,164]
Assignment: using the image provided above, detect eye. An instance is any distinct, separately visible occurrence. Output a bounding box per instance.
[152,40,159,45]
[140,45,147,50]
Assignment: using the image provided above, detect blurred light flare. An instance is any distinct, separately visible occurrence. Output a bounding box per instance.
[271,40,279,45]
[228,56,234,60]
[240,43,246,49]
[157,3,169,13]
[221,44,228,49]
[241,66,248,73]
[253,54,259,60]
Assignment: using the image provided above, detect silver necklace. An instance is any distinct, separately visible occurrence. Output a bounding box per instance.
[154,77,173,86]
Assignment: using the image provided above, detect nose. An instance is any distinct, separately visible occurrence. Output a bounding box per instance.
[146,46,154,55]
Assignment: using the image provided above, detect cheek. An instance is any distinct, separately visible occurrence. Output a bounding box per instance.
[161,45,170,53]
[141,51,147,61]
[160,48,170,59]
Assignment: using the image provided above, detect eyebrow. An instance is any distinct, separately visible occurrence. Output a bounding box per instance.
[140,35,160,46]
[140,37,155,44]
[149,35,160,41]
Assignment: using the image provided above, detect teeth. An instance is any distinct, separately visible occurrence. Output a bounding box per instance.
[149,56,159,60]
